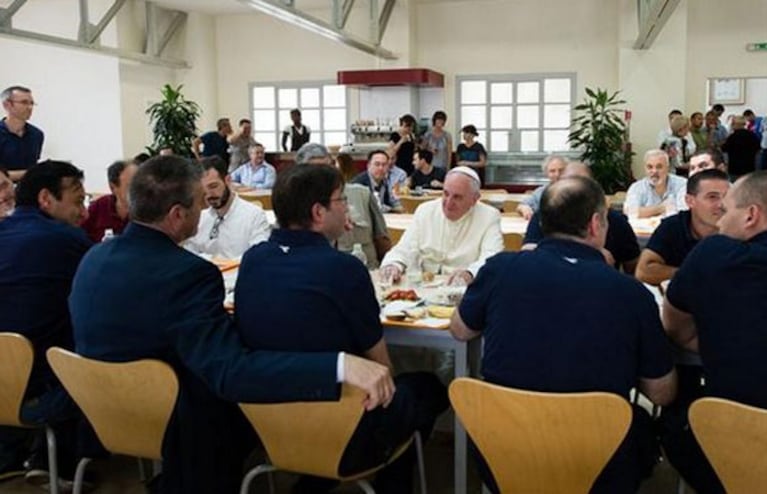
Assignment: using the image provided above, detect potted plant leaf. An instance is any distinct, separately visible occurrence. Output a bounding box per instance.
[568,88,633,193]
[146,84,201,158]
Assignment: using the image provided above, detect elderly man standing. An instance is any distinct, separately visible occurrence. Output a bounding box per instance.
[0,86,44,182]
[661,172,767,493]
[184,156,270,259]
[230,143,276,189]
[68,155,395,494]
[516,154,568,220]
[624,149,687,218]
[380,166,503,286]
[451,176,676,494]
[353,150,403,213]
[80,160,138,242]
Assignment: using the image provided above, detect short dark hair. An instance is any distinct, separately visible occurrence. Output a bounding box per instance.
[107,160,133,186]
[16,160,84,207]
[416,149,433,164]
[687,168,729,195]
[0,85,31,103]
[290,109,301,116]
[432,111,447,125]
[540,176,606,239]
[216,118,230,130]
[273,164,343,229]
[744,109,755,118]
[367,149,389,163]
[690,111,703,120]
[239,118,251,126]
[461,124,478,136]
[668,109,682,118]
[712,104,725,113]
[129,156,202,223]
[399,114,416,127]
[692,148,725,166]
[199,156,228,180]
[133,152,151,164]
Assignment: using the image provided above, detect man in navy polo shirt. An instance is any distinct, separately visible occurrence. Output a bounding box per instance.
[664,170,767,493]
[0,86,44,182]
[523,161,640,273]
[451,176,677,494]
[191,117,231,162]
[235,164,448,494]
[0,161,91,483]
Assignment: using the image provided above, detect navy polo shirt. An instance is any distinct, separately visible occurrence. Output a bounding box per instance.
[645,210,697,267]
[459,238,673,397]
[0,119,44,170]
[0,207,92,397]
[523,209,640,268]
[667,231,767,408]
[199,131,229,161]
[235,229,382,355]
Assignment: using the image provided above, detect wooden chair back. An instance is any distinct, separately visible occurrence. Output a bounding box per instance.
[503,232,523,252]
[0,333,34,427]
[689,397,767,493]
[388,227,405,246]
[399,196,426,214]
[501,199,520,214]
[239,384,367,479]
[46,348,178,460]
[449,378,631,494]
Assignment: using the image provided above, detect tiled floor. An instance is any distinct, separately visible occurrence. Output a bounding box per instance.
[0,430,690,494]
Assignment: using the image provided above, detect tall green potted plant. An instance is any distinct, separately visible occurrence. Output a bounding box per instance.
[146,84,201,158]
[568,88,633,193]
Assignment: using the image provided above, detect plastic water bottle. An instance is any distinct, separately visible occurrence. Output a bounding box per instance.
[101,228,114,242]
[351,243,367,266]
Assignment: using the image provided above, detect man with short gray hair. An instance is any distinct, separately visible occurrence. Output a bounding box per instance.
[0,85,44,181]
[624,149,687,218]
[230,143,276,189]
[516,154,568,220]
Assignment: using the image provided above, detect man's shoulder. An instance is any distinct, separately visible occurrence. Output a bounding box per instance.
[668,174,687,188]
[24,123,43,138]
[472,201,502,221]
[351,172,369,185]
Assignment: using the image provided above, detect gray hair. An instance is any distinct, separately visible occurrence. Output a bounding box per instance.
[295,142,331,165]
[129,156,202,223]
[247,143,264,153]
[644,149,669,165]
[1,85,31,103]
[541,154,569,173]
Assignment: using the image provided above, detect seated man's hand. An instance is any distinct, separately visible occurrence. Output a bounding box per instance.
[600,247,615,267]
[447,270,473,286]
[343,354,395,411]
[517,204,534,221]
[380,264,403,283]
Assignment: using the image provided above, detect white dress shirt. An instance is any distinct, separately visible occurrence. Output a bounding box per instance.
[184,194,270,259]
[381,199,503,277]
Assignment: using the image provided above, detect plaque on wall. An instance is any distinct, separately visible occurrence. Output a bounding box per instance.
[708,78,746,105]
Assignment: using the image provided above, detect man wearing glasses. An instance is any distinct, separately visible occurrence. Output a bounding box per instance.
[0,86,44,182]
[184,156,270,259]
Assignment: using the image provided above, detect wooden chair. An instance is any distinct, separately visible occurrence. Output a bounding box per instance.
[0,333,60,494]
[388,227,405,246]
[46,348,179,494]
[449,378,631,494]
[399,196,426,214]
[503,232,523,252]
[501,199,520,214]
[689,397,767,493]
[238,383,426,494]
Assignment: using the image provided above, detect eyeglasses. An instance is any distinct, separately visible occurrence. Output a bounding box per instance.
[9,100,36,107]
[329,195,348,205]
[209,215,225,240]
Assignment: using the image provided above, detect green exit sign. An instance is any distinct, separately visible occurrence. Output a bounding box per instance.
[747,42,767,52]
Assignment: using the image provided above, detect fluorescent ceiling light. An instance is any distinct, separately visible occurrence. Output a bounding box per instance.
[238,0,397,60]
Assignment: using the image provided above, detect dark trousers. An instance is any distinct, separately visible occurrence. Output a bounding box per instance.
[473,404,659,494]
[292,372,449,494]
[658,365,724,494]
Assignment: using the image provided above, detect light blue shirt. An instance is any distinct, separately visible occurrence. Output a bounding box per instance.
[624,174,687,212]
[230,161,277,189]
[387,166,408,191]
[520,185,546,213]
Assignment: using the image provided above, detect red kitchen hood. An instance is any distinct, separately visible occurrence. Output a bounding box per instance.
[337,68,444,88]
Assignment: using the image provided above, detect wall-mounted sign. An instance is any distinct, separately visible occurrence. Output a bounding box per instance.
[746,42,767,52]
[708,78,745,105]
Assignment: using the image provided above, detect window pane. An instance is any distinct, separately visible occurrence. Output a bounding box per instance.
[302,109,321,131]
[253,109,276,131]
[490,106,513,129]
[475,130,486,146]
[544,104,571,128]
[490,83,513,104]
[255,132,276,152]
[544,78,571,103]
[279,110,292,131]
[516,106,539,129]
[460,105,486,129]
[323,108,346,131]
[520,130,539,152]
[252,86,275,109]
[490,131,509,152]
[460,80,486,104]
[544,130,570,152]
[300,88,320,108]
[278,88,297,109]
[324,132,348,147]
[517,82,540,104]
[323,85,346,107]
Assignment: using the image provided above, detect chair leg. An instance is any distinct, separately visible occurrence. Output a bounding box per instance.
[267,471,276,494]
[240,464,277,494]
[677,476,686,494]
[357,479,376,494]
[414,431,427,494]
[72,458,91,494]
[137,458,147,482]
[45,426,59,494]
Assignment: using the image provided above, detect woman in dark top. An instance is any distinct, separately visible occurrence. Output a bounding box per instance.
[456,124,488,186]
[388,114,417,175]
